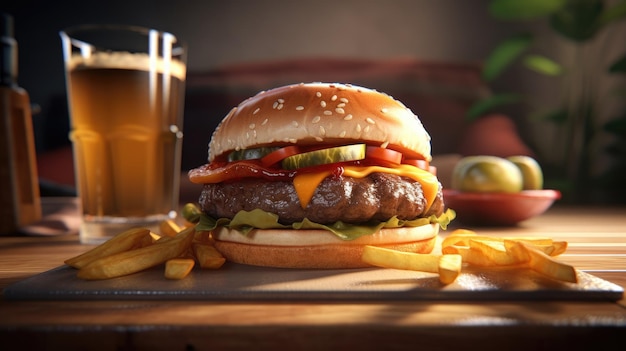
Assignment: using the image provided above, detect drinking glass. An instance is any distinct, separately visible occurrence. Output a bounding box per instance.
[60,25,187,244]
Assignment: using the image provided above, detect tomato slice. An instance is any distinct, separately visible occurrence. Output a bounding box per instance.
[403,158,436,174]
[260,146,301,167]
[365,146,402,165]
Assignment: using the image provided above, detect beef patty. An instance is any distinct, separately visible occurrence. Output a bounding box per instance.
[198,173,444,225]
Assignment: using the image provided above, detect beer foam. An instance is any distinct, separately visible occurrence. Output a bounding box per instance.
[68,51,186,80]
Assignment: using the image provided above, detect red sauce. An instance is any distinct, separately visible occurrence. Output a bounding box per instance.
[194,155,430,184]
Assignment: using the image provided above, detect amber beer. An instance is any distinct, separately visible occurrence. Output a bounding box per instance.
[66,52,186,241]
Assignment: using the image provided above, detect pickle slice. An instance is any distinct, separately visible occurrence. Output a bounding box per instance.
[282,144,366,170]
[227,147,279,162]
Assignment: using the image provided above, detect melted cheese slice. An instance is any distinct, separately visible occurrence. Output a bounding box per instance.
[293,165,439,211]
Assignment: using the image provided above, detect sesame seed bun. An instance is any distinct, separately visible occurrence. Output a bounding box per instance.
[208,82,432,162]
[212,224,439,269]
[194,82,446,269]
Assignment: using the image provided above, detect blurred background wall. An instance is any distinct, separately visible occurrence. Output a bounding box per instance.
[3,0,520,147]
[3,0,626,202]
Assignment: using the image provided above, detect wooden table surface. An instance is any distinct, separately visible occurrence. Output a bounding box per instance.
[1,203,625,350]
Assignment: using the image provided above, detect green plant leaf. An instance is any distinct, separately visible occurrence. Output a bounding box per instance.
[530,108,569,124]
[604,114,626,137]
[466,93,523,120]
[489,0,567,20]
[482,33,533,81]
[597,0,626,27]
[609,53,626,73]
[523,54,564,76]
[550,0,604,41]
[612,87,626,97]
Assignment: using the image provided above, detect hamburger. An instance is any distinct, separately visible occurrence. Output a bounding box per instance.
[188,82,454,268]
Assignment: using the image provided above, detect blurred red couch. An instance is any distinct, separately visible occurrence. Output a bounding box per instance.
[38,57,533,197]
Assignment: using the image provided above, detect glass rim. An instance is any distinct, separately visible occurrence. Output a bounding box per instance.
[60,24,184,45]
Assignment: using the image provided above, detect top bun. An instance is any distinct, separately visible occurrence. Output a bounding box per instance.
[208,82,432,162]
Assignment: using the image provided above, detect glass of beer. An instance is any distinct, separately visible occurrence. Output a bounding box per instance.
[60,25,187,244]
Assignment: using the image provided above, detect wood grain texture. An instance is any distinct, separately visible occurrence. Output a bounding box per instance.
[1,204,625,350]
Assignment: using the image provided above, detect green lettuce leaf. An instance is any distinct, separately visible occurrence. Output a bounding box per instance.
[189,204,455,241]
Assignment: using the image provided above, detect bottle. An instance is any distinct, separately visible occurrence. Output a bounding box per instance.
[0,13,41,234]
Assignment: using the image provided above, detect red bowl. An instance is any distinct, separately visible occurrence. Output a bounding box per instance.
[442,189,561,226]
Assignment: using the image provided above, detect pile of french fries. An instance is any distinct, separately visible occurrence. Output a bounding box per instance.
[66,221,577,285]
[361,229,577,285]
[65,220,225,280]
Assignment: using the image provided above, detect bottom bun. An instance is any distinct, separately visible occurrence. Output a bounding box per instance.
[212,224,438,269]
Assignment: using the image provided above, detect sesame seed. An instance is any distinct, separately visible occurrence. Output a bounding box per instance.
[337,103,346,108]
[339,131,347,137]
[364,125,371,133]
[381,108,388,113]
[319,126,326,136]
[249,123,256,129]
[320,101,327,108]
[272,101,278,109]
[261,118,269,125]
[335,107,345,114]
[380,141,389,148]
[277,103,284,110]
[296,105,304,111]
[288,138,297,143]
[343,114,353,120]
[316,92,322,97]
[315,136,324,142]
[278,98,285,103]
[312,116,321,123]
[340,98,349,103]
[253,107,260,115]
[366,117,376,124]
[323,110,332,116]
[331,95,337,101]
[292,121,299,127]
[356,124,362,133]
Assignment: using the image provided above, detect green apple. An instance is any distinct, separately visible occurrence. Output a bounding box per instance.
[507,155,543,190]
[451,156,523,193]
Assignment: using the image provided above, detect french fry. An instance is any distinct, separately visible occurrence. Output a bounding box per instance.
[77,226,195,280]
[503,239,555,257]
[361,246,461,284]
[149,232,162,243]
[503,239,530,263]
[193,230,211,243]
[438,254,462,285]
[450,229,477,235]
[159,219,182,237]
[550,241,568,256]
[442,233,553,248]
[65,227,151,269]
[192,243,226,269]
[443,244,496,267]
[164,258,195,279]
[362,246,439,273]
[441,231,477,248]
[511,241,578,283]
[468,239,518,266]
